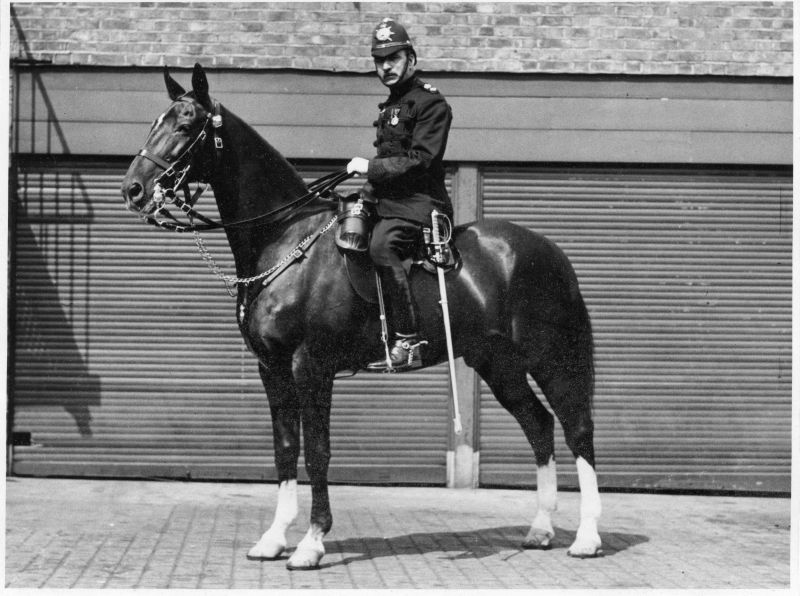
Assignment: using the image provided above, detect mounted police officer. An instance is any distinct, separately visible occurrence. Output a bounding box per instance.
[347,17,453,372]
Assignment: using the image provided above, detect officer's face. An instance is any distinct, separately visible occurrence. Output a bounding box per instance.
[374,50,415,87]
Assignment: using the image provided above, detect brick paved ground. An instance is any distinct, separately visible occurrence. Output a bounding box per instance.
[4,477,794,590]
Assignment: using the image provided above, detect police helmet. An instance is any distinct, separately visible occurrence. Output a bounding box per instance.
[371,18,415,58]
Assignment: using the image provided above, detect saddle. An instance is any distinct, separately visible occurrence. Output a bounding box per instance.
[333,192,460,304]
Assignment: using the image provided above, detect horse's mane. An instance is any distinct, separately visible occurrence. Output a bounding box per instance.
[211,101,336,248]
[219,102,309,198]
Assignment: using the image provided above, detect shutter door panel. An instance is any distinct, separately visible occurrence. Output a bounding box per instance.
[10,158,449,484]
[479,167,791,492]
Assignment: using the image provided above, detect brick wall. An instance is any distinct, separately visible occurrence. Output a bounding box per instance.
[9,2,793,76]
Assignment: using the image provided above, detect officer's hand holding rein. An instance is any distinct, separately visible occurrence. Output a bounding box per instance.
[347,157,369,176]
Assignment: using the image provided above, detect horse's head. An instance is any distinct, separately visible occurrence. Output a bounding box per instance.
[121,63,218,219]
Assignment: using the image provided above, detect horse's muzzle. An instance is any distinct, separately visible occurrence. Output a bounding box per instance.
[121,174,154,215]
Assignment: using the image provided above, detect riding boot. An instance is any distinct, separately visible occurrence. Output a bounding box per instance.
[367,266,427,372]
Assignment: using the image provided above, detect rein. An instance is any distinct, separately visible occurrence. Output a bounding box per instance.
[149,167,353,233]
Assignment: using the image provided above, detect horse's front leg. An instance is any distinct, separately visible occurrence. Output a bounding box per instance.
[286,357,335,571]
[248,361,301,561]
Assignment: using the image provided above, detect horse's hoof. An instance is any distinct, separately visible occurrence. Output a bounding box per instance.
[247,535,286,561]
[522,528,554,550]
[567,523,602,558]
[522,539,553,550]
[567,542,603,558]
[246,551,283,561]
[286,548,323,570]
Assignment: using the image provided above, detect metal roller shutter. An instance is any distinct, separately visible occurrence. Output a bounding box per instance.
[10,157,450,484]
[479,166,791,493]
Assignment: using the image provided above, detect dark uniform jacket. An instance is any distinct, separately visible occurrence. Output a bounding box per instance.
[363,75,453,225]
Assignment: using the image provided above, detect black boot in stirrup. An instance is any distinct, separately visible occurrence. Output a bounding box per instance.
[366,334,428,372]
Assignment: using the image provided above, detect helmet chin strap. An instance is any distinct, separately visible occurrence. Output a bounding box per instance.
[401,53,416,80]
[386,53,415,88]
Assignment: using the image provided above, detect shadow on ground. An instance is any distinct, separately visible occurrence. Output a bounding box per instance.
[274,525,650,568]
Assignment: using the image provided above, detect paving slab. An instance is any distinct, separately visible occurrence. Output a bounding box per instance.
[4,477,794,591]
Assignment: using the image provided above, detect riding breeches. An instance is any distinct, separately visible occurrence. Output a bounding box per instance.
[369,218,422,336]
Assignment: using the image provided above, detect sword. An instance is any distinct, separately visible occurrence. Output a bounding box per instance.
[431,210,463,435]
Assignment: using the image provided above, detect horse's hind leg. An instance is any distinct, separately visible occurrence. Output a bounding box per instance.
[536,349,602,557]
[248,362,301,561]
[475,352,559,550]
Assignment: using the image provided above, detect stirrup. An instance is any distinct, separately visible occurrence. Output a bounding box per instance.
[367,336,428,373]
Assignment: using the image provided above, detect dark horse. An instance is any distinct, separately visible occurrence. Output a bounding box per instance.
[121,64,601,569]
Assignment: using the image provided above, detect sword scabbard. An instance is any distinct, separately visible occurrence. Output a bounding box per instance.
[432,210,463,435]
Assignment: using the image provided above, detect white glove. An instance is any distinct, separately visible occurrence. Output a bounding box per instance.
[347,157,369,176]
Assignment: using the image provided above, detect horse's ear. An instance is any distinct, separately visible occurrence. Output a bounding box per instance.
[192,63,212,110]
[163,66,186,101]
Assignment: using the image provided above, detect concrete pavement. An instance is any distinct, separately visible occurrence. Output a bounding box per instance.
[4,477,794,590]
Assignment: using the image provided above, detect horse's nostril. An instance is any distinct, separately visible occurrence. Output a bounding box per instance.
[126,182,144,203]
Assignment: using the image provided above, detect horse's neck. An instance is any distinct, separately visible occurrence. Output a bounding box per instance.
[209,108,328,274]
[210,108,307,221]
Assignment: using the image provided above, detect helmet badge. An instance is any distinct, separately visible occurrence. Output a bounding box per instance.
[375,24,394,42]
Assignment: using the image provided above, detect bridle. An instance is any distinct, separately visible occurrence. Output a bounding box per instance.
[135,99,221,232]
[135,97,353,233]
[133,95,355,296]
